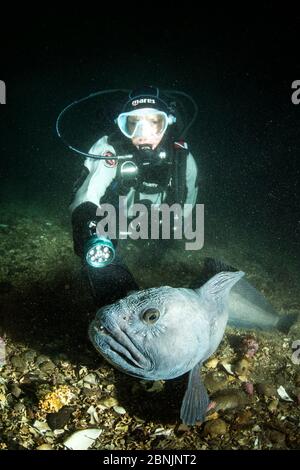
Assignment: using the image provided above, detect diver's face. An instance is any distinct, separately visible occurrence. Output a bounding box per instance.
[128,113,165,149]
[131,133,163,149]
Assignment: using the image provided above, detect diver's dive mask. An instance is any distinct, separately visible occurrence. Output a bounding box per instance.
[116,108,176,140]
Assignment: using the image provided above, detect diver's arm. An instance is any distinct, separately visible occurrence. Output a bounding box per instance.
[69,136,117,212]
[70,136,118,257]
[183,152,199,218]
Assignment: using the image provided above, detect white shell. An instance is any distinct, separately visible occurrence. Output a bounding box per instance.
[277,385,293,402]
[63,428,102,450]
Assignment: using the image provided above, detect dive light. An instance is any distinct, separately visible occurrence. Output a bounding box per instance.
[84,235,115,268]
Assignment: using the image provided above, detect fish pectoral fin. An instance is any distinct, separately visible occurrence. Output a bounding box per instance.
[180,363,209,426]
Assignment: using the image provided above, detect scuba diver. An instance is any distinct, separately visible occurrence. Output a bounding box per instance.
[58,86,199,308]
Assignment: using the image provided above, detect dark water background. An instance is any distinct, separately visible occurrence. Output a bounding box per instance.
[0,8,299,264]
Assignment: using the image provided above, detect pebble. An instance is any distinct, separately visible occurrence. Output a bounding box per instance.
[46,406,74,430]
[39,361,56,374]
[212,389,248,411]
[11,355,27,372]
[14,403,26,414]
[99,397,118,408]
[256,383,277,398]
[113,406,126,415]
[204,371,228,393]
[203,419,227,438]
[268,399,279,413]
[10,383,22,398]
[83,373,98,385]
[23,350,37,363]
[235,409,252,425]
[176,423,190,433]
[205,358,219,369]
[36,444,54,450]
[295,372,300,387]
[268,430,286,447]
[234,358,251,377]
[35,355,51,367]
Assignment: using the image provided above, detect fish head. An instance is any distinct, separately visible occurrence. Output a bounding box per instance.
[88,286,211,381]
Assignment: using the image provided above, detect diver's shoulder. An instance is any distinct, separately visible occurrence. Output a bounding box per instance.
[89,135,116,155]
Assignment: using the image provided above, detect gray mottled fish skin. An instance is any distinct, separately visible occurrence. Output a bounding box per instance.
[89,271,244,425]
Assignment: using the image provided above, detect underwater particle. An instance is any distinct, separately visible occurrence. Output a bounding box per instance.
[38,385,74,413]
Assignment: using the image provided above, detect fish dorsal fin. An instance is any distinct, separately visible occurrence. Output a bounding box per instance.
[196,271,245,304]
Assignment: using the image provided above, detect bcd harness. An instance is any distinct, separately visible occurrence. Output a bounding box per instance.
[102,134,189,208]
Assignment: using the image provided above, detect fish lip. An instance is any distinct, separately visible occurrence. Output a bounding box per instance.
[92,319,152,372]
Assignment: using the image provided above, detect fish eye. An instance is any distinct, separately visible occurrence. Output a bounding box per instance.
[141,308,160,325]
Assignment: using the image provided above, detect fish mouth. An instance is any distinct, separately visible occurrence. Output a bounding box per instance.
[90,319,152,375]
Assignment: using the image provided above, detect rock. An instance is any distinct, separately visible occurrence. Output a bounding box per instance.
[203,419,227,438]
[205,358,219,369]
[99,397,118,408]
[83,373,98,385]
[268,399,279,413]
[234,358,251,377]
[256,383,277,398]
[204,371,228,393]
[212,389,248,411]
[268,430,286,447]
[36,444,54,450]
[295,372,300,387]
[243,382,254,396]
[14,403,26,414]
[176,423,190,433]
[11,355,27,372]
[113,406,126,415]
[235,409,252,425]
[10,383,22,398]
[39,361,56,374]
[23,350,37,363]
[46,406,74,430]
[35,355,51,367]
